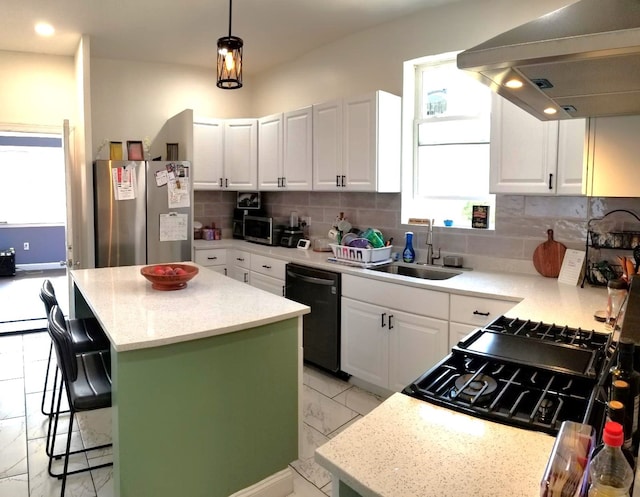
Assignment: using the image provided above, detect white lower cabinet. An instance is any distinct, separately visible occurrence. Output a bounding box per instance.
[250,254,287,296]
[228,249,251,283]
[251,272,284,296]
[341,275,449,392]
[193,248,227,275]
[251,254,287,297]
[448,294,516,349]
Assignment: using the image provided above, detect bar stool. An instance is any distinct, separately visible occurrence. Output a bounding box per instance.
[39,279,110,417]
[46,305,112,497]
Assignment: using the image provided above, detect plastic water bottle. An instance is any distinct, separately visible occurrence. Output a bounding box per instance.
[403,232,415,263]
[588,421,634,497]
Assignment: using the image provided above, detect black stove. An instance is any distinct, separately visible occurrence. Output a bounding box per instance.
[403,316,614,435]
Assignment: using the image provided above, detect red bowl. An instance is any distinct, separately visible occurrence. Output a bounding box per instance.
[140,264,199,291]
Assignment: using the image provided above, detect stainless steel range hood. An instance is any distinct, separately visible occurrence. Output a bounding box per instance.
[457,0,640,121]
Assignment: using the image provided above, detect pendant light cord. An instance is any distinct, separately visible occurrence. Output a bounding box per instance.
[228,0,233,38]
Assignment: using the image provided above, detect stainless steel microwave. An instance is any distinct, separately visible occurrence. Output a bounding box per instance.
[243,216,282,246]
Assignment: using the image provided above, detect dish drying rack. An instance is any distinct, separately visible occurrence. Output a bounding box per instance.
[582,209,640,287]
[328,244,393,268]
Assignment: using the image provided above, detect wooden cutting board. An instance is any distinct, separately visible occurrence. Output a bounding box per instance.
[533,229,567,278]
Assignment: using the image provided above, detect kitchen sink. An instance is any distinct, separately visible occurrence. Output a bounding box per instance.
[368,262,462,280]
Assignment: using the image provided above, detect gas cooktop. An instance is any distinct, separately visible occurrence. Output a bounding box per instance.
[403,316,613,435]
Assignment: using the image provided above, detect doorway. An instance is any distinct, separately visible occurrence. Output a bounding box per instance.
[0,130,68,333]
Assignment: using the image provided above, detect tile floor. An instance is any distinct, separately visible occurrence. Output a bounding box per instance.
[0,269,68,334]
[0,330,387,497]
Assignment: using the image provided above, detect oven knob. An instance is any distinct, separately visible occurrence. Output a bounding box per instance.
[537,398,554,423]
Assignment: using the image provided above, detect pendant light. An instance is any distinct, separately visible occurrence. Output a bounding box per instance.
[217,0,243,89]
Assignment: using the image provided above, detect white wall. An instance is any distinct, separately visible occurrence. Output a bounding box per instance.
[0,51,75,127]
[89,58,253,156]
[251,0,572,115]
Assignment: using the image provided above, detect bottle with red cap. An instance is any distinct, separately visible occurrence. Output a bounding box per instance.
[588,421,634,497]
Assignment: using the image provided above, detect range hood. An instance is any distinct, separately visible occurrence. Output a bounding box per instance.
[457,0,640,121]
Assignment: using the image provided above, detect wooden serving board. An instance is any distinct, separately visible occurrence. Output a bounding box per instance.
[533,229,567,278]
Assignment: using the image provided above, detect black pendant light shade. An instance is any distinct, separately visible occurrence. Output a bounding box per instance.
[217,0,243,89]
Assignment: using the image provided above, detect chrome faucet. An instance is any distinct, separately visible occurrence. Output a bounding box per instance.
[426,219,441,265]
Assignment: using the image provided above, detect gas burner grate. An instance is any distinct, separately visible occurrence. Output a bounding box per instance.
[405,354,598,434]
[485,316,609,350]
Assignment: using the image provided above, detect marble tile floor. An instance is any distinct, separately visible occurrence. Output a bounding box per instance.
[0,331,387,497]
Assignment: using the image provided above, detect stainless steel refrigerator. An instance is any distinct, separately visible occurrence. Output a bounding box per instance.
[93,160,192,267]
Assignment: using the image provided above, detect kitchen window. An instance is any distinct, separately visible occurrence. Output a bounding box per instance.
[402,52,495,228]
[0,131,65,224]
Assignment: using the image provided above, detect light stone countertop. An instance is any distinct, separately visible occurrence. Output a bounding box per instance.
[71,263,309,352]
[196,240,605,497]
[315,393,555,497]
[195,239,609,332]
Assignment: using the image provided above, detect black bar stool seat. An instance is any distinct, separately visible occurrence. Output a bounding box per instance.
[47,305,112,497]
[39,279,111,418]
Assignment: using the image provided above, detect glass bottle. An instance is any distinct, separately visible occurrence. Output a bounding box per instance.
[611,339,640,450]
[610,380,633,451]
[606,400,636,469]
[588,421,634,497]
[403,232,415,263]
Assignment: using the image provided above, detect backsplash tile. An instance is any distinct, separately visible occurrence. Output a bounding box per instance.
[194,190,640,274]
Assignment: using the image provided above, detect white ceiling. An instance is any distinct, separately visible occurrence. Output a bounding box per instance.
[1,0,459,77]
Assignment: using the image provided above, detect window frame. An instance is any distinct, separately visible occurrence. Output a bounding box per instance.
[401,51,495,229]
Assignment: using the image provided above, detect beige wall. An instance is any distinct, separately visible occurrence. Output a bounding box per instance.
[0,51,75,128]
[89,58,253,156]
[250,0,572,115]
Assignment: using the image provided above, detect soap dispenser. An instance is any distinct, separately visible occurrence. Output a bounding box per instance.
[403,232,415,263]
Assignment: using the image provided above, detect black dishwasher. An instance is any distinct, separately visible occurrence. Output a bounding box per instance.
[285,263,342,374]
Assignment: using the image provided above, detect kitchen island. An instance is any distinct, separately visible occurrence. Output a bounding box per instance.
[70,264,309,497]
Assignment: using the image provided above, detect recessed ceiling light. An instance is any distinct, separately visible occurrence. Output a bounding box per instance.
[504,79,523,89]
[543,107,558,115]
[35,23,55,37]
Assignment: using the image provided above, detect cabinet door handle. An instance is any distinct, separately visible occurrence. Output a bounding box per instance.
[282,177,286,187]
[381,312,387,328]
[262,264,272,269]
[243,273,249,283]
[281,285,285,297]
[224,268,227,276]
[219,177,223,187]
[236,257,244,262]
[548,173,553,190]
[341,175,346,187]
[473,310,490,316]
[207,256,217,260]
[225,178,229,188]
[336,175,340,187]
[388,314,394,330]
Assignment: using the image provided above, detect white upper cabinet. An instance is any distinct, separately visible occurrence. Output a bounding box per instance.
[585,115,640,197]
[313,91,401,192]
[258,107,313,191]
[283,106,313,190]
[257,113,283,191]
[193,118,257,191]
[224,119,258,191]
[490,96,586,195]
[193,118,224,190]
[313,99,343,190]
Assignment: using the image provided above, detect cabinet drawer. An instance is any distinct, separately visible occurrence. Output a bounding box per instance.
[251,272,285,297]
[194,248,227,266]
[450,294,516,327]
[251,254,286,280]
[342,274,448,320]
[230,250,251,269]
